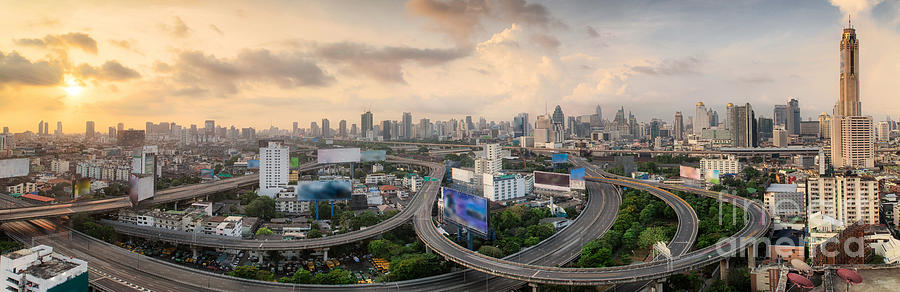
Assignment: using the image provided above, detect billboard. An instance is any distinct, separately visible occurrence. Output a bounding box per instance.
[533,171,570,191]
[551,153,569,164]
[129,173,154,205]
[442,188,489,235]
[0,158,29,179]
[569,168,586,190]
[361,150,387,162]
[247,160,260,169]
[680,166,700,180]
[296,180,352,201]
[451,168,475,183]
[706,169,721,184]
[290,157,300,169]
[200,169,214,179]
[317,148,361,164]
[74,179,91,198]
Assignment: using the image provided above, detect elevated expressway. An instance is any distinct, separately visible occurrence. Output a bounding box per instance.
[5,156,624,291]
[414,160,770,286]
[0,162,317,223]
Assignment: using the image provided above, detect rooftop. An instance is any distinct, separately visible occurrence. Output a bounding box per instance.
[24,257,80,280]
[766,184,799,193]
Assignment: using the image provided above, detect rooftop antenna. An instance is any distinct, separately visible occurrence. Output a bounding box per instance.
[848,14,852,29]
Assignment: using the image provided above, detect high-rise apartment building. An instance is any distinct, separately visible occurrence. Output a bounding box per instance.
[728,103,757,147]
[534,115,551,143]
[321,118,331,138]
[381,120,392,140]
[694,102,708,135]
[786,99,801,135]
[474,143,502,175]
[818,113,831,139]
[674,112,684,141]
[338,120,347,138]
[402,112,412,139]
[259,140,289,197]
[56,121,62,136]
[361,111,373,138]
[85,121,95,139]
[38,120,44,136]
[806,176,878,227]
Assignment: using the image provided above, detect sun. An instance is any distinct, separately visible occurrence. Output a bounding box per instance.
[62,77,84,96]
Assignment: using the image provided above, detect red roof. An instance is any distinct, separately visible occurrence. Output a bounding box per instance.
[21,194,55,202]
[379,185,399,192]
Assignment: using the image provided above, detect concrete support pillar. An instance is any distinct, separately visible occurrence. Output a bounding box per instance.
[258,252,264,264]
[655,280,665,292]
[425,245,432,254]
[720,258,729,281]
[528,283,538,292]
[322,248,329,262]
[747,245,756,269]
[192,247,198,258]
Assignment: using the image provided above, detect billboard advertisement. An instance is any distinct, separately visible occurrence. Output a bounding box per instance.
[680,166,700,180]
[290,157,300,169]
[129,173,154,205]
[74,179,91,198]
[442,188,488,235]
[533,171,570,192]
[361,150,387,162]
[0,158,29,179]
[296,180,352,201]
[200,169,214,179]
[569,168,586,190]
[317,148,361,164]
[247,160,260,169]
[706,169,721,184]
[551,153,569,164]
[451,168,475,183]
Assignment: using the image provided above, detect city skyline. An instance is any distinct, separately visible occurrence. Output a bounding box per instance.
[2,1,900,132]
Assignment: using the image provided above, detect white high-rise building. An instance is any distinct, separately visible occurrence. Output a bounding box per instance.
[830,116,874,168]
[482,173,528,201]
[474,143,502,175]
[700,156,741,177]
[806,176,878,228]
[259,140,289,197]
[694,102,709,136]
[876,121,890,142]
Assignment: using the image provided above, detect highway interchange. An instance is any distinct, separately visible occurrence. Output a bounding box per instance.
[0,145,772,291]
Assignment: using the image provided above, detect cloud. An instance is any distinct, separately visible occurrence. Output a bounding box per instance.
[631,57,703,76]
[313,42,470,83]
[406,0,559,45]
[585,25,600,38]
[829,0,883,15]
[14,32,98,54]
[76,60,142,81]
[169,49,333,95]
[737,76,774,84]
[162,16,192,38]
[530,33,560,50]
[0,50,64,86]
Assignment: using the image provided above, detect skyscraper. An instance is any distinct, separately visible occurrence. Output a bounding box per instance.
[838,21,860,117]
[338,120,347,138]
[786,98,800,135]
[382,120,392,140]
[85,121,95,139]
[56,122,62,136]
[513,113,530,138]
[729,103,757,147]
[321,118,330,138]
[774,104,787,128]
[674,112,684,141]
[694,102,708,135]
[259,140,289,198]
[831,22,874,168]
[361,111,373,138]
[402,112,412,139]
[38,120,44,135]
[595,105,602,121]
[551,105,565,142]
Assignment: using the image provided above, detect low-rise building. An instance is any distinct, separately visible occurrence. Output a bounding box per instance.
[0,245,88,292]
[763,184,805,220]
[700,156,740,178]
[482,173,529,201]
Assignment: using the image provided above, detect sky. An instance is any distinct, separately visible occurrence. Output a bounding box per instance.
[2,0,900,133]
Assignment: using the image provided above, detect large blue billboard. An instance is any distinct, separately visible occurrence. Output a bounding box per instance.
[570,168,585,180]
[296,180,352,201]
[247,160,260,169]
[551,153,569,164]
[442,188,488,235]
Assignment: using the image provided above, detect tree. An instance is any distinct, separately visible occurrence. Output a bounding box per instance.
[637,226,668,249]
[313,268,354,284]
[478,245,504,258]
[367,239,398,259]
[228,265,260,279]
[239,191,258,205]
[577,239,613,268]
[307,229,323,238]
[523,236,541,247]
[255,227,274,236]
[525,223,555,240]
[245,196,276,219]
[387,253,448,281]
